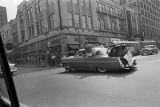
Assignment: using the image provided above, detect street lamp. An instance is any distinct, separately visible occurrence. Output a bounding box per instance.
[44,30,50,66]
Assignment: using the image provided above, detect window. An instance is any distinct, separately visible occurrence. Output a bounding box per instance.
[141,9,144,15]
[40,20,43,33]
[21,30,25,42]
[48,14,54,30]
[68,12,73,27]
[87,16,92,29]
[35,3,39,16]
[98,3,103,12]
[133,2,136,7]
[80,0,85,7]
[72,0,78,4]
[38,0,43,18]
[47,0,54,15]
[28,26,32,39]
[27,7,33,25]
[110,17,118,31]
[82,16,86,29]
[36,22,40,36]
[74,14,80,27]
[31,24,34,37]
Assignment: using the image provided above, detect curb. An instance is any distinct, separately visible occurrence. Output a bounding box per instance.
[17,64,62,68]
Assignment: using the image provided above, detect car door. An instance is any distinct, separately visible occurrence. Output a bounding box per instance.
[73,50,90,70]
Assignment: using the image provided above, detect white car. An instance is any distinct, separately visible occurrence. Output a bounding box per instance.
[0,62,17,76]
[9,63,18,74]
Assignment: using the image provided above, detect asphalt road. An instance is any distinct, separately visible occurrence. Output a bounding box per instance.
[12,53,160,107]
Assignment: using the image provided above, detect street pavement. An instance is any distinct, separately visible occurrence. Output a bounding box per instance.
[12,53,160,107]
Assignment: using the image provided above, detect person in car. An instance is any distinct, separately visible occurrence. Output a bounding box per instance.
[109,48,118,57]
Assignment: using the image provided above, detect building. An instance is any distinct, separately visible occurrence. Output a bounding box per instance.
[11,18,19,62]
[0,20,13,61]
[121,0,160,47]
[0,6,8,28]
[5,0,131,65]
[124,6,139,40]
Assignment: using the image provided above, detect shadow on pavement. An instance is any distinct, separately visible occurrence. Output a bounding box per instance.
[58,68,138,79]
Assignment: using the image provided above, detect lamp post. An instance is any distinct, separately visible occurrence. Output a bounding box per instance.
[44,30,50,66]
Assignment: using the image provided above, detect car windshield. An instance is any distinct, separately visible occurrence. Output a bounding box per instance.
[0,61,10,105]
[1,0,160,107]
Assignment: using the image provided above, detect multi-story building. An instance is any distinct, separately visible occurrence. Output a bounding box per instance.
[124,6,139,40]
[0,6,8,28]
[11,18,19,62]
[121,0,160,47]
[11,0,130,65]
[0,20,13,60]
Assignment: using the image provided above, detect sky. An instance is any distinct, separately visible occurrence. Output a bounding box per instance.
[0,0,24,21]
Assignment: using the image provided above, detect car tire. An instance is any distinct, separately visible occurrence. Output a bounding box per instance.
[143,51,148,56]
[97,66,107,73]
[64,64,71,72]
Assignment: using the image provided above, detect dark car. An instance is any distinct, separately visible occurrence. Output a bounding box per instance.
[62,45,136,72]
[140,45,158,56]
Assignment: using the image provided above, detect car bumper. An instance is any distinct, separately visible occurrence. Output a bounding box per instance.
[10,67,18,73]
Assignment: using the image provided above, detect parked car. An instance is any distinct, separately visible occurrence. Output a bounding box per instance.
[140,45,158,56]
[62,45,136,73]
[0,62,17,76]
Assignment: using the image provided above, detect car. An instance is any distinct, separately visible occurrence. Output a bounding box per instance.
[9,62,18,74]
[0,62,17,76]
[140,45,158,56]
[62,45,136,73]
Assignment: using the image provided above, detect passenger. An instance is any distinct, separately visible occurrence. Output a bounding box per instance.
[109,48,118,57]
[119,45,129,67]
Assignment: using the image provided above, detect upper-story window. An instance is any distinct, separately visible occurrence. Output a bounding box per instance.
[68,12,73,27]
[35,3,39,16]
[82,16,86,29]
[74,14,80,28]
[47,0,55,30]
[20,14,24,29]
[72,0,78,4]
[80,0,85,7]
[87,16,92,29]
[48,14,55,30]
[27,7,33,25]
[38,0,43,18]
[47,0,54,15]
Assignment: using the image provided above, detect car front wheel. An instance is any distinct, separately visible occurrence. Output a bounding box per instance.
[64,64,71,72]
[97,66,107,73]
[142,51,148,56]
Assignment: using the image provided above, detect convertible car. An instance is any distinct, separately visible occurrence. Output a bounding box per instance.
[62,45,136,72]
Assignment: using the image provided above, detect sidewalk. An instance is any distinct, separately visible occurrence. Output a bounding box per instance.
[17,63,62,68]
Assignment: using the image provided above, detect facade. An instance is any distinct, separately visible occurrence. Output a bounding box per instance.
[11,18,19,62]
[0,6,8,28]
[124,6,139,40]
[5,0,131,65]
[123,0,160,47]
[0,20,13,60]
